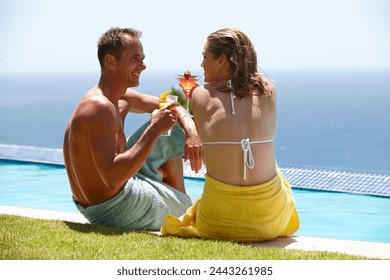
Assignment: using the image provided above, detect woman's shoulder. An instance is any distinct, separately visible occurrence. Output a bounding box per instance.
[192,84,210,101]
[194,83,222,95]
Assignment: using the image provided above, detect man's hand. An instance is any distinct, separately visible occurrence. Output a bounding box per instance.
[150,103,178,135]
[183,132,203,173]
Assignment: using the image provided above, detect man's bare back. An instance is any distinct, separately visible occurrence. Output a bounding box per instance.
[64,88,128,206]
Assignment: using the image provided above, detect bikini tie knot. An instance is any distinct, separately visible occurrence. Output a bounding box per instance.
[240,138,255,180]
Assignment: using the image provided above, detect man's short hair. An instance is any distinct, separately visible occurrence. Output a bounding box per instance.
[97,27,142,69]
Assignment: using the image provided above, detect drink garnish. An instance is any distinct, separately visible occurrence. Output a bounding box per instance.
[184,70,191,80]
[159,89,173,103]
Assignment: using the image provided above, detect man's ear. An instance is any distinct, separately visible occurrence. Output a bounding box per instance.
[104,54,116,70]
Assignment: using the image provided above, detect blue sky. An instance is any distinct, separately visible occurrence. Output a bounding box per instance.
[0,0,389,73]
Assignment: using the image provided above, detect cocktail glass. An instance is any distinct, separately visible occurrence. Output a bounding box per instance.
[176,70,199,117]
[159,90,178,136]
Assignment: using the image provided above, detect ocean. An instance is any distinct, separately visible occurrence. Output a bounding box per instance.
[0,69,389,174]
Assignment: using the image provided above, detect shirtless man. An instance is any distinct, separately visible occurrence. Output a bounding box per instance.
[63,27,202,230]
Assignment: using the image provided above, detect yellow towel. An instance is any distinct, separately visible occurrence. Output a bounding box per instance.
[161,168,299,242]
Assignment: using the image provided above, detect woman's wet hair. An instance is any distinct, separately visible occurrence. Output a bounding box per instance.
[206,28,271,98]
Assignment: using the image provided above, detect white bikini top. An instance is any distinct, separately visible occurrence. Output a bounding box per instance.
[203,138,274,180]
[203,80,274,180]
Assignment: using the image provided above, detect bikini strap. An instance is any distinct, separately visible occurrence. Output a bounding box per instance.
[227,79,235,115]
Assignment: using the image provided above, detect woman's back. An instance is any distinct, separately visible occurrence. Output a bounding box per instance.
[161,28,299,242]
[192,79,277,186]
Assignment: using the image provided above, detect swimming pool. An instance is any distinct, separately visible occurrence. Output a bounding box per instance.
[1,159,389,243]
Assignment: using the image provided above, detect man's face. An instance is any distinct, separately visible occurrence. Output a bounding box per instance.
[116,35,146,87]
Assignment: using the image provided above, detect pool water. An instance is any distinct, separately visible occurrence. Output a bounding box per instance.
[1,159,389,243]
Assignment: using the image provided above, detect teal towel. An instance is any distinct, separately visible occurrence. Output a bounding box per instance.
[126,121,185,182]
[74,175,193,230]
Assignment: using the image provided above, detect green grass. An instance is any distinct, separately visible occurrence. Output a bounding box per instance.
[0,214,370,260]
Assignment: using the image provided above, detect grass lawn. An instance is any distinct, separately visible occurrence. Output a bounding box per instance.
[0,214,370,260]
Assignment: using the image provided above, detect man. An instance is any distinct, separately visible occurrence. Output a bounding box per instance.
[63,27,202,230]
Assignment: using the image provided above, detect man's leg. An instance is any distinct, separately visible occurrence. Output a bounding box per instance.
[126,121,186,191]
[161,157,185,193]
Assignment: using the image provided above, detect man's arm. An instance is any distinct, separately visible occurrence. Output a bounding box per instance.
[177,109,203,173]
[86,98,174,191]
[119,89,158,117]
[121,88,203,173]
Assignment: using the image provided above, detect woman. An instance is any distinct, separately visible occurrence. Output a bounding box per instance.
[161,28,299,242]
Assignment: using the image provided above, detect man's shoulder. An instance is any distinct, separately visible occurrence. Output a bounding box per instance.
[74,92,116,122]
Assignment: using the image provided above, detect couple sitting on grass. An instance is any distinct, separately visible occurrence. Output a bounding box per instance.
[63,27,299,243]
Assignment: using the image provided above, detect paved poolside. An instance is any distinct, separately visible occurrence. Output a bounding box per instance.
[1,205,389,259]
